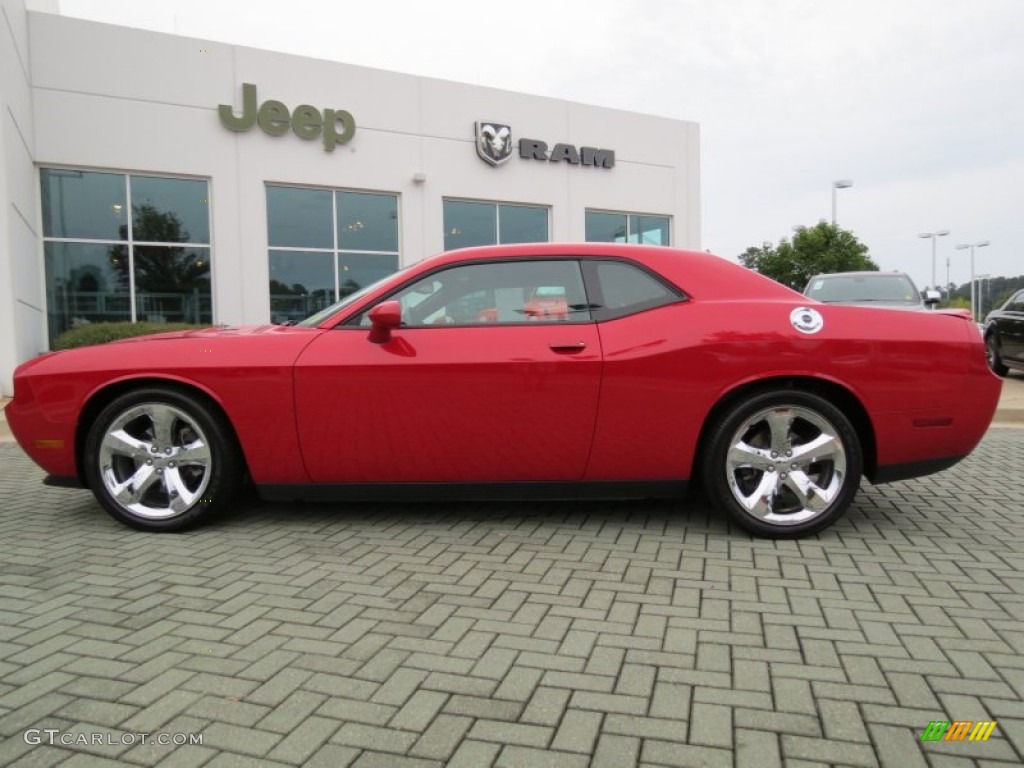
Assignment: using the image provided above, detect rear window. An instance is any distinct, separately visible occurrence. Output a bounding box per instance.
[806,274,920,305]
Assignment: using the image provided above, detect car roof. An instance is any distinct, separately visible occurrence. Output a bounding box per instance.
[809,271,911,279]
[417,243,804,302]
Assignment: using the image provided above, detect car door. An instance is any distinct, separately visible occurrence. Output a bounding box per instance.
[293,258,603,483]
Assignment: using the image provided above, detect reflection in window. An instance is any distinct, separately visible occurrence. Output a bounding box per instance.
[40,168,213,344]
[44,242,131,339]
[41,169,127,241]
[266,186,400,323]
[585,210,671,245]
[443,200,549,251]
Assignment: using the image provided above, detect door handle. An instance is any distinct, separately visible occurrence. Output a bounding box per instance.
[549,341,587,352]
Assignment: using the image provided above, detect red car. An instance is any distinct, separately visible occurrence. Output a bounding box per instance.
[7,244,1000,537]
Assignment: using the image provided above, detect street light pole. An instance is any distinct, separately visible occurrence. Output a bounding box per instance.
[955,240,990,322]
[918,230,950,290]
[832,180,853,226]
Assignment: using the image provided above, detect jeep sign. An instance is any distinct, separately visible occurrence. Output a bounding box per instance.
[219,83,356,151]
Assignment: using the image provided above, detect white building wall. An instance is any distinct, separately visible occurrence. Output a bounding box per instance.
[0,0,47,396]
[0,7,700,395]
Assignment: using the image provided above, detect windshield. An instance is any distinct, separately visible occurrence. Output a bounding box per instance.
[296,263,415,327]
[805,274,921,306]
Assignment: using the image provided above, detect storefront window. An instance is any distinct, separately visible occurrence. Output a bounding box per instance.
[41,169,213,344]
[585,210,671,245]
[443,200,549,251]
[267,186,400,324]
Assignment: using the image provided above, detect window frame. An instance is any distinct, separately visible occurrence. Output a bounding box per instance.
[344,255,688,329]
[442,198,551,250]
[347,257,593,328]
[584,208,673,246]
[266,183,402,323]
[40,166,214,337]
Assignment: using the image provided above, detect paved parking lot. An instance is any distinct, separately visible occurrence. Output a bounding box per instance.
[0,429,1022,768]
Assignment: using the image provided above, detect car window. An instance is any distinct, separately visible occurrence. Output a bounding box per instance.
[588,260,681,320]
[359,260,592,326]
[1007,291,1024,312]
[805,274,920,305]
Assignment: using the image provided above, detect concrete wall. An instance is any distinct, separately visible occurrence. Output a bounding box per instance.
[0,0,44,396]
[0,7,700,395]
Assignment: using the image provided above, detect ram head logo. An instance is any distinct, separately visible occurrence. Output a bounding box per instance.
[476,122,513,166]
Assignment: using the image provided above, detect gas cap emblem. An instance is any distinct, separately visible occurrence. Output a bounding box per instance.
[790,307,824,334]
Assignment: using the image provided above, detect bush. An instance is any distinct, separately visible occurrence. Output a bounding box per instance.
[52,322,210,350]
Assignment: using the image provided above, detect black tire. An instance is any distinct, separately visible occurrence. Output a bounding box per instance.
[83,387,241,531]
[702,390,862,538]
[986,335,1009,377]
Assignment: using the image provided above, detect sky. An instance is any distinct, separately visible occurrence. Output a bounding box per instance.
[56,0,1024,292]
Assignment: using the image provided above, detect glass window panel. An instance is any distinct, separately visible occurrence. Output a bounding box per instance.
[44,241,131,341]
[267,186,333,249]
[337,192,399,252]
[339,253,399,299]
[633,215,670,246]
[381,259,589,326]
[595,261,677,313]
[499,204,548,244]
[133,245,212,324]
[40,169,127,241]
[585,211,628,243]
[269,250,336,325]
[444,200,497,250]
[130,176,210,244]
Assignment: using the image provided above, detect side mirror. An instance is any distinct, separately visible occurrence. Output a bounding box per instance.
[923,290,941,308]
[367,300,402,343]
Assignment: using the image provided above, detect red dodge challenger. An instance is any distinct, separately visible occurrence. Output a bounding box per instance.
[6,243,1000,537]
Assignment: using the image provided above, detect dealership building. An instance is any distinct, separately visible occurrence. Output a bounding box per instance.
[0,0,700,395]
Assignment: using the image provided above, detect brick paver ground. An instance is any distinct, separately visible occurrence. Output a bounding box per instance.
[0,431,1022,767]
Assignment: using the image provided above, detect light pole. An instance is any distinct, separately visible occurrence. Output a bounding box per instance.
[918,230,950,290]
[976,274,991,320]
[956,241,990,322]
[832,180,853,226]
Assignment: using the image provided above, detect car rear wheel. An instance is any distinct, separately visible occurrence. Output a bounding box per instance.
[83,387,241,531]
[703,391,862,538]
[985,335,1009,377]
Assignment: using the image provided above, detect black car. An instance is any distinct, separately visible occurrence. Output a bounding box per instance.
[984,289,1024,376]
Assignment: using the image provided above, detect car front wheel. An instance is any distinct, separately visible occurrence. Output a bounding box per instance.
[703,391,863,538]
[986,335,1009,377]
[83,387,241,531]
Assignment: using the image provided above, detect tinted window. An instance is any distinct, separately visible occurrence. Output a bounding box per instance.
[364,260,590,326]
[585,210,671,245]
[1008,291,1024,312]
[805,274,920,305]
[443,200,549,250]
[591,260,680,318]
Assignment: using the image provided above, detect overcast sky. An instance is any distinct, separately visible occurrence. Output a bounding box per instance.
[58,0,1024,293]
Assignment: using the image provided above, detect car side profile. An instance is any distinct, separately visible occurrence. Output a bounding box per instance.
[6,243,1000,538]
[984,289,1024,376]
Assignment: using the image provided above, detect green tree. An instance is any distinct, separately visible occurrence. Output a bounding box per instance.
[739,221,878,290]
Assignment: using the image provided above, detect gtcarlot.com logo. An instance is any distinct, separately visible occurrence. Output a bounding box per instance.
[24,729,203,747]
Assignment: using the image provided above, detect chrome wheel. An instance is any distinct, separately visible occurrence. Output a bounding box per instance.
[98,402,213,520]
[724,404,847,527]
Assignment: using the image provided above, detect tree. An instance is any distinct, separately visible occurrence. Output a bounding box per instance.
[739,221,877,290]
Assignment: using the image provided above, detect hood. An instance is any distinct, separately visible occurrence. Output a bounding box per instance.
[109,324,310,343]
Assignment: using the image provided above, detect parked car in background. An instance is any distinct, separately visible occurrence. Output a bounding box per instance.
[804,271,940,310]
[983,289,1024,376]
[6,244,1000,539]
